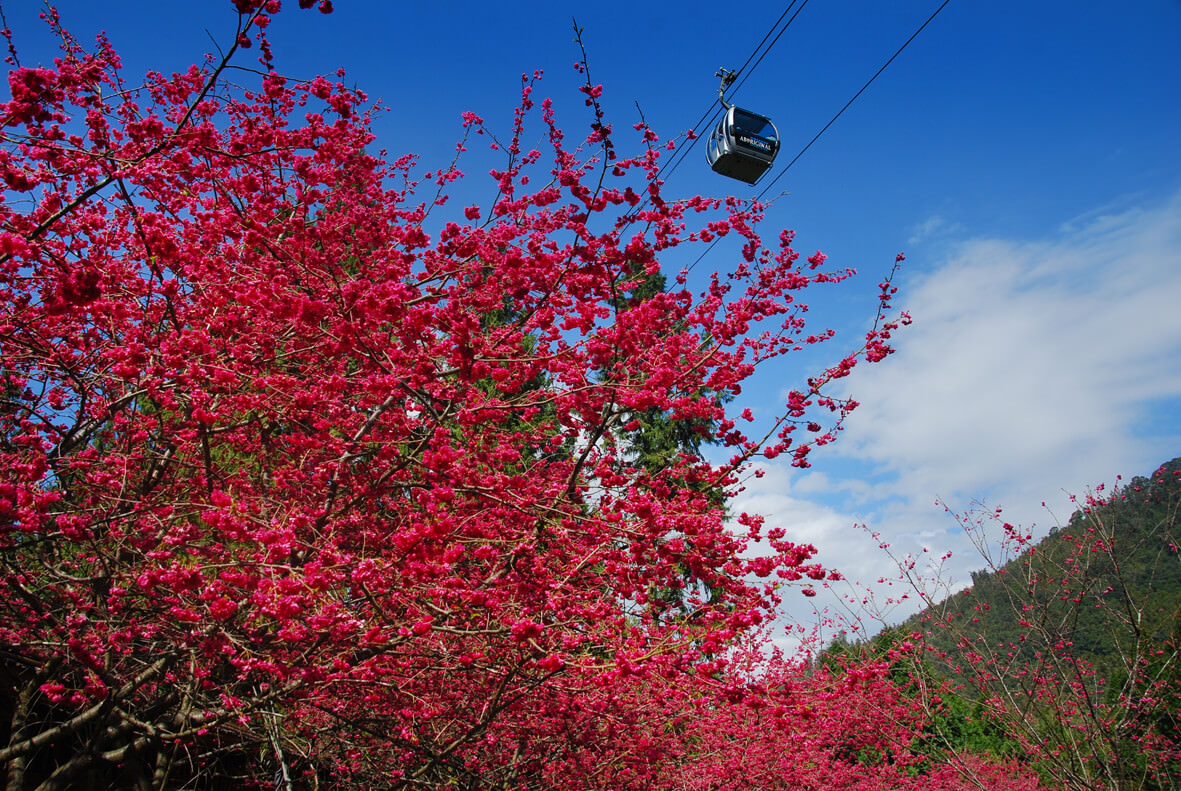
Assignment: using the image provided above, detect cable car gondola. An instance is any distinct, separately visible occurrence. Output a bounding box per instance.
[706,69,779,185]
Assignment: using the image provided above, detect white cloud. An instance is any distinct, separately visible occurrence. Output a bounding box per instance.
[907,214,964,245]
[733,463,901,644]
[844,189,1181,500]
[736,189,1181,637]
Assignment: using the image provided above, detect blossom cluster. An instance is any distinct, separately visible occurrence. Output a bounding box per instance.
[0,4,1035,789]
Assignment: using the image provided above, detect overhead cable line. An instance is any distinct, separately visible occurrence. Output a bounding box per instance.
[756,0,952,200]
[681,0,953,275]
[736,2,801,76]
[656,0,805,184]
[726,0,810,99]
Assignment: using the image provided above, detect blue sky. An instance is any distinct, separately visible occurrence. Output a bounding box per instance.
[9,1,1181,633]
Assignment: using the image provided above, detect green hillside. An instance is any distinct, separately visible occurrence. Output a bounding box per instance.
[919,456,1181,671]
[896,456,1181,789]
[824,458,1181,789]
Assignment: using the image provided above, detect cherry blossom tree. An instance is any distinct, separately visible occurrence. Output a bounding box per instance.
[908,463,1181,791]
[0,3,1033,790]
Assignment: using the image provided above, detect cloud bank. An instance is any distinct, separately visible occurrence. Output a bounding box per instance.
[736,189,1181,637]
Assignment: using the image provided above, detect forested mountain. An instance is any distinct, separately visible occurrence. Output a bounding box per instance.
[917,455,1181,669]
[877,456,1181,790]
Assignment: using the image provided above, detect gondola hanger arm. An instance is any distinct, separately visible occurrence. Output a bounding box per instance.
[716,67,736,110]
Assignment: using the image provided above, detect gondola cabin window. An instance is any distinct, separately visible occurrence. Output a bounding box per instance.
[707,106,780,185]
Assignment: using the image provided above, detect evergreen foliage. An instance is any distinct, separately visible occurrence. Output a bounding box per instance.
[889,457,1181,789]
